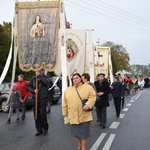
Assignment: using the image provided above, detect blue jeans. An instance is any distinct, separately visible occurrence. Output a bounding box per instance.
[8,107,20,120]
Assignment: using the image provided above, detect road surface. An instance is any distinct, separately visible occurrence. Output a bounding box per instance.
[0,88,150,150]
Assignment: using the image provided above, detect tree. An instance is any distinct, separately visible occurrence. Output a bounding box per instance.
[0,22,12,81]
[130,64,150,77]
[102,41,130,74]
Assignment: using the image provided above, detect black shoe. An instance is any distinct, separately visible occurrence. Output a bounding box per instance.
[21,117,25,120]
[16,118,20,122]
[35,131,43,136]
[21,115,26,120]
[102,125,106,129]
[6,119,10,124]
[43,130,48,136]
[117,114,120,118]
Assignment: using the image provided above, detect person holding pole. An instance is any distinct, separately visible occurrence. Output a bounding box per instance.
[27,69,50,136]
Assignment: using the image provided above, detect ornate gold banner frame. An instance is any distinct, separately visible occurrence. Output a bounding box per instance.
[16,1,60,71]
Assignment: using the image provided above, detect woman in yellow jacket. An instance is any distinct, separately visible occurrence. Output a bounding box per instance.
[62,73,96,150]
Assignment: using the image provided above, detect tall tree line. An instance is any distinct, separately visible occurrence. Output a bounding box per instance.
[130,64,150,77]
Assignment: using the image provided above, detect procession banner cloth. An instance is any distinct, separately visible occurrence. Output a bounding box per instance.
[55,29,86,76]
[96,47,109,77]
[16,1,60,71]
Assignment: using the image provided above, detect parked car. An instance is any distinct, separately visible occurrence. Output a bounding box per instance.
[0,82,61,113]
[0,83,10,112]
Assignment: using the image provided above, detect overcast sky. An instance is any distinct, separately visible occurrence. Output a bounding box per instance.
[0,0,150,65]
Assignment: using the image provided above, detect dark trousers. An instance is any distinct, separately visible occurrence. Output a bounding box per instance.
[33,101,49,132]
[113,97,121,116]
[21,101,26,118]
[96,107,107,126]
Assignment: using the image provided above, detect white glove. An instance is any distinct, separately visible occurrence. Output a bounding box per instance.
[64,116,69,124]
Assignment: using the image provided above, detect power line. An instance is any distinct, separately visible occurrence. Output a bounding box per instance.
[65,3,147,33]
[86,0,150,28]
[66,0,150,30]
[96,0,150,25]
[65,0,150,33]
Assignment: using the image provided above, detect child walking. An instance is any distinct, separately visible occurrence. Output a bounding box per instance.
[7,83,22,123]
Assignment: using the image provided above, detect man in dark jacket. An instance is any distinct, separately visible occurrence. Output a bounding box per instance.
[27,69,50,136]
[111,76,123,118]
[144,77,150,88]
[94,73,110,128]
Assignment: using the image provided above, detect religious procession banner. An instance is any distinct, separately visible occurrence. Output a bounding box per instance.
[95,47,109,77]
[55,29,86,76]
[93,48,101,76]
[15,0,60,71]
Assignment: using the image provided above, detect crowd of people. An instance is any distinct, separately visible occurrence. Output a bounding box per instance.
[123,75,150,95]
[62,73,150,150]
[6,69,54,137]
[5,70,150,150]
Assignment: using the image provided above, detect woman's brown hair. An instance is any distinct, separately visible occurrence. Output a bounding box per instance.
[72,73,84,86]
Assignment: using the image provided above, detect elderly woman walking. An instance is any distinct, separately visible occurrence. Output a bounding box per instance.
[62,73,96,150]
[111,76,124,118]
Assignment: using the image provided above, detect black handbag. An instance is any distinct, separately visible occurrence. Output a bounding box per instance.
[76,88,93,111]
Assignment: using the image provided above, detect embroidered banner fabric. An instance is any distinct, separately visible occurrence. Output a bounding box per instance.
[55,29,86,76]
[96,47,109,77]
[17,1,60,71]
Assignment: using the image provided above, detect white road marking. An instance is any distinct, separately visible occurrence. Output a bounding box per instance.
[130,100,134,103]
[90,133,107,150]
[135,94,141,99]
[132,94,138,99]
[119,114,125,119]
[109,122,120,129]
[132,92,142,100]
[102,134,116,150]
[126,103,132,107]
[123,108,129,111]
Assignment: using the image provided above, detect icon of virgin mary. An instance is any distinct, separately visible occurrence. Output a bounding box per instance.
[30,14,45,37]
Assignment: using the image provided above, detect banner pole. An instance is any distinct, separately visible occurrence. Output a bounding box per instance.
[60,0,67,99]
[35,75,38,120]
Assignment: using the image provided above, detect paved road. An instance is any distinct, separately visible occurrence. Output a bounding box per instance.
[0,88,150,150]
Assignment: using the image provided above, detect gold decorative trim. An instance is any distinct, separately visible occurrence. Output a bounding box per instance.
[18,1,60,9]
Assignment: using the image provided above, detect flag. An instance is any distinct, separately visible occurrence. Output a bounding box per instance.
[55,29,86,77]
[16,1,60,71]
[96,47,109,77]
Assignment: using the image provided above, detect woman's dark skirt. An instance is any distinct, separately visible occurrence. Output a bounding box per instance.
[70,122,90,139]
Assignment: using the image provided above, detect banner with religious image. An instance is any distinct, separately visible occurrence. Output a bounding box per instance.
[66,29,86,76]
[55,29,86,76]
[96,47,109,77]
[16,1,60,71]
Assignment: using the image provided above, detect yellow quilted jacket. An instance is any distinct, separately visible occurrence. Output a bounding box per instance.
[62,83,96,124]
